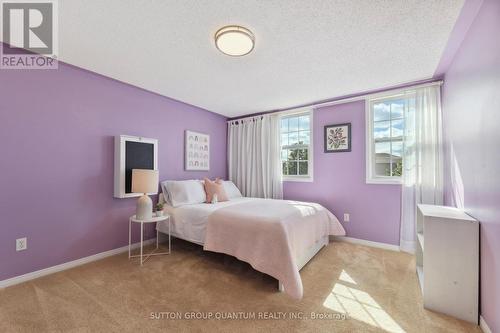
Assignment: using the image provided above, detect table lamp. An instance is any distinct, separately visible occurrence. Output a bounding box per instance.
[131,169,159,220]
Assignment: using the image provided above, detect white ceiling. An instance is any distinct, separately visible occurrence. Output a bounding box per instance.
[56,0,464,117]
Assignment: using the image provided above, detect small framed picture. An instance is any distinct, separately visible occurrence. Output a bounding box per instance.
[324,123,351,153]
[185,130,210,171]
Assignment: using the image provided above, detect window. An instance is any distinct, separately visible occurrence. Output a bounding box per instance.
[366,93,414,184]
[280,110,313,181]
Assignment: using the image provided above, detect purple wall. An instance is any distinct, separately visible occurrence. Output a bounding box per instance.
[441,0,500,330]
[283,101,401,245]
[0,62,227,281]
[433,0,484,78]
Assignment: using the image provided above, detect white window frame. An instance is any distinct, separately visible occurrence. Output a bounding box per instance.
[365,92,407,185]
[280,108,314,182]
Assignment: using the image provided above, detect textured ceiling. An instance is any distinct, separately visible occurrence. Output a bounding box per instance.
[57,1,463,117]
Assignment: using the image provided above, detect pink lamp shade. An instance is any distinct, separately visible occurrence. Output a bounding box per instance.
[131,169,159,194]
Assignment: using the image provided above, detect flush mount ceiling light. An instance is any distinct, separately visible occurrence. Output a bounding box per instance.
[214,25,255,56]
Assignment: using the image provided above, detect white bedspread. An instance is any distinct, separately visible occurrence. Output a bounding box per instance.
[157,197,255,244]
[203,198,345,299]
[157,197,345,299]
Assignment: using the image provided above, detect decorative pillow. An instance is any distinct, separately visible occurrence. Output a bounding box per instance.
[222,181,243,199]
[203,178,229,203]
[161,180,206,207]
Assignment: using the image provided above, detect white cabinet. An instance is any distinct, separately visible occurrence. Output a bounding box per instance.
[416,204,479,324]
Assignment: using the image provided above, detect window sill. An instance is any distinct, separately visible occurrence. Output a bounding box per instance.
[366,177,402,185]
[283,176,314,183]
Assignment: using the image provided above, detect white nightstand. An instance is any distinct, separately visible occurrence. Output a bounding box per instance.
[128,214,171,265]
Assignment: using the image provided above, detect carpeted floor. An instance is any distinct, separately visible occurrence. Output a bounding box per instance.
[0,239,481,333]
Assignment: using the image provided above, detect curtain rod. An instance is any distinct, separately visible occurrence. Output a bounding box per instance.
[227,79,443,123]
[227,114,265,124]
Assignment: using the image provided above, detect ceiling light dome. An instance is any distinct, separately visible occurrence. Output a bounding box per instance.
[214,25,255,56]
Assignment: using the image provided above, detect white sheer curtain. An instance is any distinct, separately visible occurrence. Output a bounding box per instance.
[400,86,444,253]
[228,114,283,199]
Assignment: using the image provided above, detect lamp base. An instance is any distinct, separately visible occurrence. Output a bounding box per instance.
[136,194,152,220]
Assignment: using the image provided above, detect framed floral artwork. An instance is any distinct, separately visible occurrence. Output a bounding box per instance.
[324,123,351,153]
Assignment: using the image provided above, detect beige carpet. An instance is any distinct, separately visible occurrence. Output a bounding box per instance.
[0,239,481,333]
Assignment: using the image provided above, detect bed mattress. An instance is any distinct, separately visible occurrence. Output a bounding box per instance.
[156,197,255,244]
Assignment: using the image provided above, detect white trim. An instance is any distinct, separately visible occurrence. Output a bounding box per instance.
[0,239,155,289]
[365,99,375,184]
[365,93,407,185]
[281,108,314,182]
[480,316,492,333]
[283,176,314,183]
[366,177,402,185]
[332,236,400,252]
[399,240,416,254]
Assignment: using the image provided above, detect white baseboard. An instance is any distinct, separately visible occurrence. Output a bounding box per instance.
[332,236,400,252]
[399,240,416,254]
[480,316,492,333]
[0,239,156,289]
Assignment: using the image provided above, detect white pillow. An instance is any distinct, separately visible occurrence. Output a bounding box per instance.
[223,181,243,199]
[160,182,173,205]
[161,180,206,207]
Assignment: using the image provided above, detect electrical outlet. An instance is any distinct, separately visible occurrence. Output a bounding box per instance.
[16,237,27,251]
[343,213,350,222]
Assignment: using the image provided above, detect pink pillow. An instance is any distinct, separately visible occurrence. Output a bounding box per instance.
[203,178,229,203]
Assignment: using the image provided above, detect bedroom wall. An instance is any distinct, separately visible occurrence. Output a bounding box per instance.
[0,60,227,281]
[441,0,500,330]
[283,100,401,245]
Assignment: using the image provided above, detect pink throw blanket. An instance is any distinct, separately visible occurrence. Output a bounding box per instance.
[203,198,345,299]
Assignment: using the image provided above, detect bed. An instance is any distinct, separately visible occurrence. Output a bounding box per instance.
[156,180,345,299]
